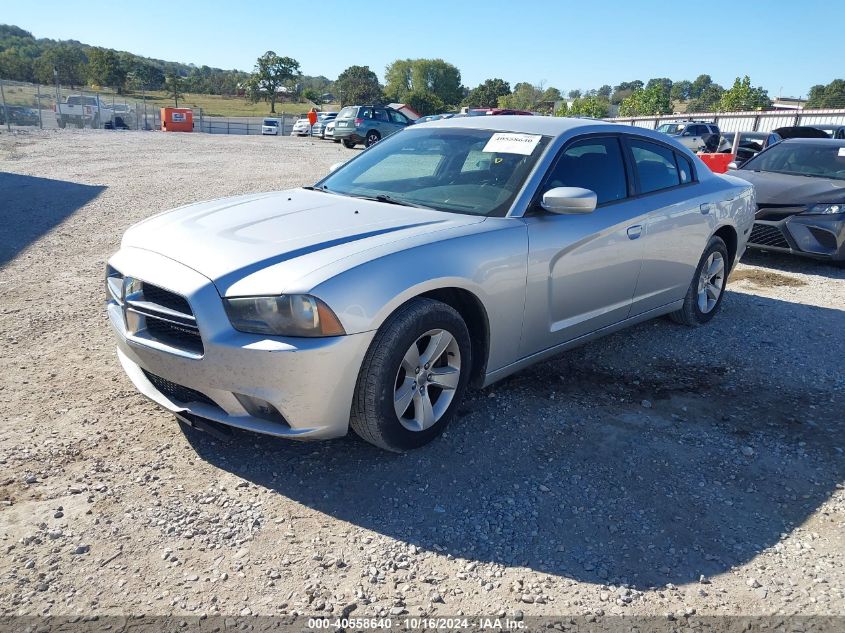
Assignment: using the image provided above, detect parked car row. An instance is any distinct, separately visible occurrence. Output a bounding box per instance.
[0,105,40,126]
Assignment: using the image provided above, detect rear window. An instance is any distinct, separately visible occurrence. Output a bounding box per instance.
[630,139,681,193]
[337,107,358,119]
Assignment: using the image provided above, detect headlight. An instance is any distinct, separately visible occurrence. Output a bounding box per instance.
[223,295,345,337]
[805,204,843,215]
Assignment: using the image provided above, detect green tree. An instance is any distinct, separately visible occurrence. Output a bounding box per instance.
[245,51,301,113]
[33,45,87,87]
[718,76,771,111]
[596,84,612,99]
[406,90,445,116]
[164,72,184,107]
[463,78,511,108]
[335,65,383,106]
[302,88,322,105]
[619,83,671,116]
[568,89,582,99]
[611,80,643,104]
[687,84,724,113]
[0,48,33,82]
[645,77,673,95]
[670,80,692,101]
[690,74,713,99]
[498,82,545,111]
[567,95,610,118]
[806,79,845,109]
[88,47,127,93]
[384,58,462,107]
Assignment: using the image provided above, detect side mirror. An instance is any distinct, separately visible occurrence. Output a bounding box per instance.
[329,162,345,173]
[541,187,597,214]
[726,161,738,171]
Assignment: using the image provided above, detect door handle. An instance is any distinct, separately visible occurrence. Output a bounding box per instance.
[627,225,643,240]
[700,203,712,214]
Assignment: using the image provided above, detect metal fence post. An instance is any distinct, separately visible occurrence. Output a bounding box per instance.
[0,81,10,132]
[96,91,102,129]
[36,83,43,129]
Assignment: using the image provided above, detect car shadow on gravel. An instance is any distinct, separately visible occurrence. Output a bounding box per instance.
[0,172,105,267]
[183,291,845,590]
[741,249,844,279]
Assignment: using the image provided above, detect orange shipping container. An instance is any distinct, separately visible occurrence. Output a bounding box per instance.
[161,108,193,132]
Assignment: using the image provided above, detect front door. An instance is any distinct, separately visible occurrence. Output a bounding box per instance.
[520,136,648,357]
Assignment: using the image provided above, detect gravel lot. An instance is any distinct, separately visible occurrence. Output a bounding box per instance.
[1,129,843,621]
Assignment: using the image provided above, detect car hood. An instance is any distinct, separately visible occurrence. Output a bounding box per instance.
[122,189,486,296]
[733,170,845,205]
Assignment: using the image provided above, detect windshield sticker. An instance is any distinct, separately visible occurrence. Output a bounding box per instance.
[482,133,542,156]
[839,148,845,157]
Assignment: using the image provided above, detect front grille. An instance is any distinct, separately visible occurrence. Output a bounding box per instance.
[749,223,790,249]
[142,370,219,409]
[128,282,203,355]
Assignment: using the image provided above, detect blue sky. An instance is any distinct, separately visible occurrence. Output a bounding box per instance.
[5,1,840,98]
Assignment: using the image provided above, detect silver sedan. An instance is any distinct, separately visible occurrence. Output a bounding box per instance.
[106,117,755,451]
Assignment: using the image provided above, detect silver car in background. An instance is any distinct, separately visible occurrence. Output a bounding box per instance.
[106,117,755,451]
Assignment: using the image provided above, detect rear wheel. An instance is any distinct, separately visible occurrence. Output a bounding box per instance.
[350,298,471,452]
[364,130,381,147]
[342,139,356,149]
[670,236,729,326]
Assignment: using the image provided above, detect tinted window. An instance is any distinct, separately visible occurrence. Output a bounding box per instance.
[389,110,408,124]
[373,108,389,122]
[630,139,681,193]
[544,137,628,205]
[676,152,694,184]
[741,142,845,180]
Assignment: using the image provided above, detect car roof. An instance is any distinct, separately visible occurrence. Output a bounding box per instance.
[418,115,619,136]
[779,138,845,146]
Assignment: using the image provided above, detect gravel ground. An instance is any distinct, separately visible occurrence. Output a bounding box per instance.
[0,129,843,621]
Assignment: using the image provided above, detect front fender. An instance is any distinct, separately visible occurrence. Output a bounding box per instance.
[310,220,528,373]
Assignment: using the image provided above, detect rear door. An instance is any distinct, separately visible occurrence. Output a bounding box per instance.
[520,135,648,356]
[625,137,713,316]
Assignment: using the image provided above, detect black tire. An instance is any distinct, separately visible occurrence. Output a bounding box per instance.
[333,139,341,143]
[670,236,729,326]
[342,139,356,149]
[364,130,381,147]
[58,118,67,129]
[350,298,472,452]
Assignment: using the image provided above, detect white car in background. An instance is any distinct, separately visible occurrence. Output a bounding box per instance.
[324,119,337,141]
[291,117,312,136]
[261,118,281,135]
[313,112,337,139]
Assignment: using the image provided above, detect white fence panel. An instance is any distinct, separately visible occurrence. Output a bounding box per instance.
[714,117,756,133]
[755,114,797,132]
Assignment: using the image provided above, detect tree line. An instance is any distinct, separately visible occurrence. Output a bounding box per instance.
[4,24,843,117]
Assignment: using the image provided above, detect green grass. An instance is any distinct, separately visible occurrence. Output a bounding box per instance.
[0,82,334,117]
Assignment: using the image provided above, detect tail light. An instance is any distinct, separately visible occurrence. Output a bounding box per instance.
[354,118,363,126]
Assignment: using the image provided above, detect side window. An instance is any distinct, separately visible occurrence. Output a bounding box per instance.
[675,152,694,184]
[359,107,373,119]
[373,108,389,122]
[630,139,681,193]
[389,110,408,124]
[544,137,628,205]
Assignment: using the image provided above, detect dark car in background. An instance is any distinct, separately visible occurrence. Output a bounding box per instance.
[721,131,769,165]
[1,105,39,126]
[467,108,533,116]
[810,124,845,139]
[730,138,845,264]
[332,105,413,148]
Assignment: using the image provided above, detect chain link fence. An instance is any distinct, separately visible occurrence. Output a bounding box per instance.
[0,78,315,136]
[0,78,162,131]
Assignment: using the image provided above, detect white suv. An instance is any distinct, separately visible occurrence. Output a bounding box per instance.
[656,121,728,153]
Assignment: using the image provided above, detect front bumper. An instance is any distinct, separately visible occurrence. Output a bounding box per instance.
[107,248,374,440]
[747,215,845,261]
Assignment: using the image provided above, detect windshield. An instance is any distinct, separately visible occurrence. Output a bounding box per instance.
[263,120,278,126]
[656,124,685,134]
[742,142,845,180]
[315,128,551,216]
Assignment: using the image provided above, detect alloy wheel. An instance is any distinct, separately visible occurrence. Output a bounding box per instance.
[697,251,725,313]
[393,329,461,432]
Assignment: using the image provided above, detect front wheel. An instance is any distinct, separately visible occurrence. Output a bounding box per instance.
[670,236,729,326]
[350,298,471,452]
